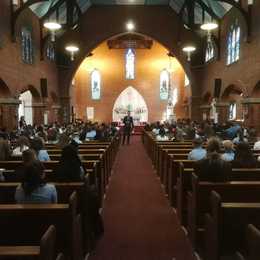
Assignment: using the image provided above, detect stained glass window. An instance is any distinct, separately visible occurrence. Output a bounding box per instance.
[46,42,55,61]
[227,21,241,65]
[91,69,101,100]
[205,41,215,63]
[21,28,33,64]
[125,48,135,80]
[160,69,169,100]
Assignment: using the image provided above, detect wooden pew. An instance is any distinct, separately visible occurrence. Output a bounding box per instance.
[236,224,260,260]
[0,181,101,253]
[168,160,194,207]
[0,225,56,260]
[0,192,79,259]
[204,191,260,260]
[177,166,260,226]
[187,174,260,250]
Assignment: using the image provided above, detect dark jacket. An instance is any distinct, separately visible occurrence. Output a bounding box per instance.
[194,155,231,182]
[123,116,134,132]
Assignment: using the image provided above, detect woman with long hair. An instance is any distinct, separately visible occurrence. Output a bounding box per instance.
[56,144,85,181]
[15,161,57,203]
[232,142,258,168]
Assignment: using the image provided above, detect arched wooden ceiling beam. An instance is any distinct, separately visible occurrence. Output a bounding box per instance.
[214,0,251,38]
[11,0,49,40]
[196,0,220,21]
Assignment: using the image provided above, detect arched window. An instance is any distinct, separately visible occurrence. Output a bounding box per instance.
[46,42,55,61]
[18,90,33,125]
[160,69,169,100]
[205,41,215,62]
[91,69,101,100]
[125,48,135,80]
[229,103,237,120]
[21,27,33,64]
[227,21,241,65]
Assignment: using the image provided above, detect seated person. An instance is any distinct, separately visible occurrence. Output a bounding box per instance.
[253,136,260,151]
[194,137,231,182]
[221,140,235,162]
[12,136,30,156]
[156,128,169,141]
[86,126,97,141]
[233,129,248,144]
[55,144,85,182]
[15,161,57,203]
[30,137,50,161]
[13,149,37,182]
[188,138,206,161]
[232,142,258,168]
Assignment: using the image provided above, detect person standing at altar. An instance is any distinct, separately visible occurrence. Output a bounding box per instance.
[122,111,134,145]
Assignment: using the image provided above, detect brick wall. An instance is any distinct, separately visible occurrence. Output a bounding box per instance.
[0,0,59,129]
[198,1,260,129]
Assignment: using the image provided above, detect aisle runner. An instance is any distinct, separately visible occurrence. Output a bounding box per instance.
[90,136,195,260]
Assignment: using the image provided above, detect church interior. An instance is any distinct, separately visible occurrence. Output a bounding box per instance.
[0,0,260,259]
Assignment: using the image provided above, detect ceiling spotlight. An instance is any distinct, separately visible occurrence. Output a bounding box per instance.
[126,21,135,31]
[182,46,196,61]
[201,22,218,42]
[43,21,62,42]
[65,45,79,61]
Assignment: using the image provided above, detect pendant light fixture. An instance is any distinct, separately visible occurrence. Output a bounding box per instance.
[201,22,218,42]
[43,21,62,42]
[65,45,79,61]
[182,46,196,61]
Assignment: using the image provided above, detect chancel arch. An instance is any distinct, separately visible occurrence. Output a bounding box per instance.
[71,37,188,123]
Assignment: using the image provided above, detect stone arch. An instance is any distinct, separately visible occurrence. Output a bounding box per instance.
[58,5,202,98]
[112,86,148,123]
[222,84,243,101]
[27,85,41,102]
[222,84,244,120]
[65,32,195,95]
[251,81,260,98]
[0,78,12,98]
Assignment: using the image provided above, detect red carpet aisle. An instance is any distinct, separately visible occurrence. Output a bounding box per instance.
[90,136,196,260]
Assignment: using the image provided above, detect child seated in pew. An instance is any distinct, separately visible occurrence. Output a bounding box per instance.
[188,137,206,161]
[30,137,50,162]
[221,140,235,162]
[55,144,85,182]
[194,137,231,182]
[15,161,57,203]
